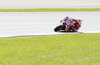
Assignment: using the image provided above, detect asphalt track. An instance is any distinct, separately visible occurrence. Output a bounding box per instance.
[0,12,100,37]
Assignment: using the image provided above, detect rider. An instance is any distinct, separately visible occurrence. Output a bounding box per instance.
[60,17,81,32]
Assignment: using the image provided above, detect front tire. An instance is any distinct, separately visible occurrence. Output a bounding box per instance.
[54,25,64,32]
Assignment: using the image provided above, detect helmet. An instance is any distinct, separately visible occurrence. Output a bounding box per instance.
[66,16,69,18]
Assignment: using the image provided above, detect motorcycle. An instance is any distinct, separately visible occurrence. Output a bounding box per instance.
[54,18,82,32]
[54,21,82,32]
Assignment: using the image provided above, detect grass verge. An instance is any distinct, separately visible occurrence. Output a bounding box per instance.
[0,33,100,65]
[0,8,100,12]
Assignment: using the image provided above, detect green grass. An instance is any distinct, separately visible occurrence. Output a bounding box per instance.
[0,33,100,65]
[0,8,100,12]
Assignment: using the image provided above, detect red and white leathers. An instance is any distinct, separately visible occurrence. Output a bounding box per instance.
[60,17,76,31]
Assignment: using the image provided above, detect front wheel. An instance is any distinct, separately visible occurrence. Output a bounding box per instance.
[54,25,65,32]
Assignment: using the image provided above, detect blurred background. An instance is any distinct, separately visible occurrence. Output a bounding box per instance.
[0,0,100,9]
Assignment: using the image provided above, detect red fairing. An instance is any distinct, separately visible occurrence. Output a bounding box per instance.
[69,24,74,27]
[74,24,81,31]
[73,19,77,22]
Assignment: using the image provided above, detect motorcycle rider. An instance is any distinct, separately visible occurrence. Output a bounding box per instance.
[60,17,81,32]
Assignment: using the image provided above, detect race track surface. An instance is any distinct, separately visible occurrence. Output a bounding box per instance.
[0,12,100,37]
